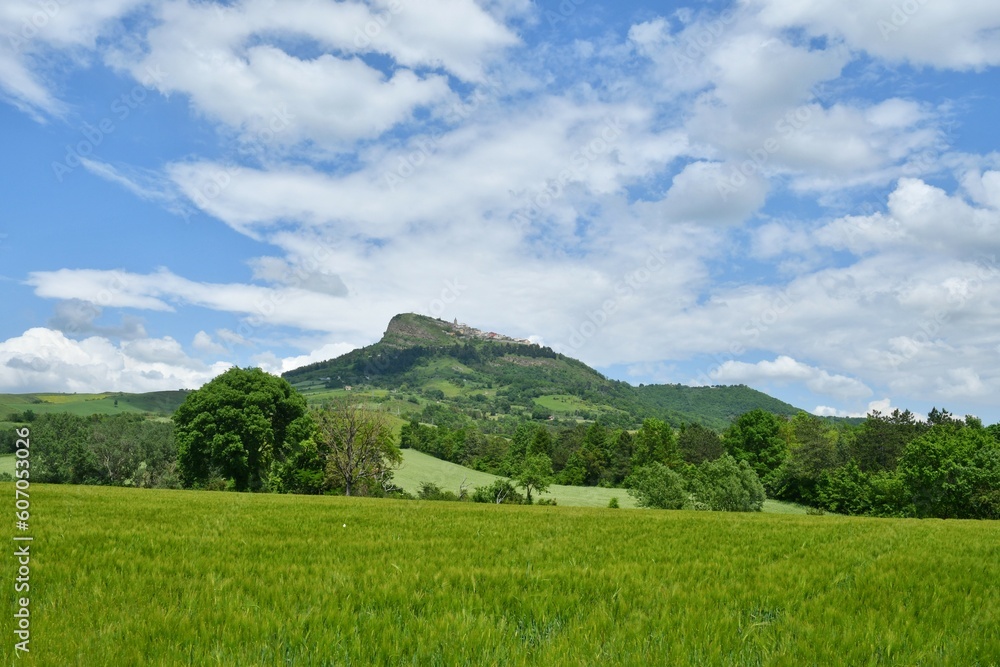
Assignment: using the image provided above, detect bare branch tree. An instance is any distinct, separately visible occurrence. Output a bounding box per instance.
[314,399,401,496]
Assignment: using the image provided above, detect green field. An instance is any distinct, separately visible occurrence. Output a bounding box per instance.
[0,391,188,419]
[2,484,998,665]
[395,448,807,513]
[396,448,638,508]
[534,394,592,414]
[0,454,13,477]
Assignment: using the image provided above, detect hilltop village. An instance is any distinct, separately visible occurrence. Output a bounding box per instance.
[445,318,533,345]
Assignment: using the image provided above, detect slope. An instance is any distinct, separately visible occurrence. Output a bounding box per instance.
[283,312,811,431]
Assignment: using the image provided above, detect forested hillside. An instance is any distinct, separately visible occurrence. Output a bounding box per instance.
[283,313,809,431]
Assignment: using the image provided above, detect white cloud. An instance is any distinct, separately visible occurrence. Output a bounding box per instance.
[0,328,230,393]
[107,0,518,149]
[817,177,1000,258]
[254,342,358,376]
[814,397,904,419]
[706,355,873,400]
[0,0,145,117]
[26,267,355,328]
[750,0,1000,70]
[192,331,227,355]
[650,161,768,225]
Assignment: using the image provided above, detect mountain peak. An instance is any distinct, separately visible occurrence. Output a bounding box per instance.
[381,313,531,349]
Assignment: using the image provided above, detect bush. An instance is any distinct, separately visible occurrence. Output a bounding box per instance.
[471,479,523,504]
[625,463,688,510]
[417,482,460,501]
[608,497,619,509]
[691,455,765,512]
[537,498,557,506]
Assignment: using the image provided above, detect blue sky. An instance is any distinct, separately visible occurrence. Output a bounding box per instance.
[2,0,1000,423]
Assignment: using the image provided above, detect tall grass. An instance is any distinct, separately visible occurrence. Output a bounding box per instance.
[1,483,998,666]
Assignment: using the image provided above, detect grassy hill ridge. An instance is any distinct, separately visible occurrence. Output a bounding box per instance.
[283,312,808,431]
[0,390,190,420]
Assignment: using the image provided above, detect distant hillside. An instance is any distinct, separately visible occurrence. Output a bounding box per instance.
[283,313,811,431]
[0,390,190,421]
[636,384,801,430]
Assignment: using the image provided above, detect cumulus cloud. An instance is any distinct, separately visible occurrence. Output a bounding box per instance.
[106,0,518,149]
[814,397,905,419]
[48,299,148,340]
[750,0,1000,70]
[650,161,769,225]
[192,331,227,355]
[705,355,873,400]
[0,328,230,393]
[253,342,358,376]
[817,177,1000,258]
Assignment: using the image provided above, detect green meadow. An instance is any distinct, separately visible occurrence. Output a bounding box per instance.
[2,483,998,666]
[395,448,806,513]
[0,391,188,418]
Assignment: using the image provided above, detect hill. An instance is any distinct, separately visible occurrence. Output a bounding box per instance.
[283,313,809,431]
[0,390,190,420]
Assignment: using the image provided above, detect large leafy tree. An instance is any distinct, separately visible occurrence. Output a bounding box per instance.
[849,409,927,472]
[898,424,1000,519]
[632,418,681,469]
[772,412,841,504]
[723,409,791,483]
[175,367,312,491]
[678,422,724,465]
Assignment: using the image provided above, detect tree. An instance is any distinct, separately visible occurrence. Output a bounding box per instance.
[624,463,688,509]
[579,422,610,485]
[850,409,927,472]
[502,422,537,476]
[723,409,791,484]
[605,430,634,484]
[772,412,841,504]
[175,367,312,491]
[528,426,553,457]
[315,400,401,497]
[558,450,587,485]
[897,424,1000,519]
[691,455,765,512]
[632,418,680,469]
[514,453,553,504]
[678,423,724,464]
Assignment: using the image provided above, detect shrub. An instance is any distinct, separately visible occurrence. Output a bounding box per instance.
[608,497,619,509]
[471,479,523,504]
[417,482,459,501]
[691,455,766,512]
[537,498,557,506]
[625,463,688,510]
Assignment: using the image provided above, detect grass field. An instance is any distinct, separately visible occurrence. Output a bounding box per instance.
[1,483,998,666]
[0,391,188,419]
[534,394,593,413]
[396,448,637,508]
[395,448,807,513]
[0,454,13,477]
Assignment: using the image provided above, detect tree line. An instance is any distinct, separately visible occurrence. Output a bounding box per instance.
[6,367,998,519]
